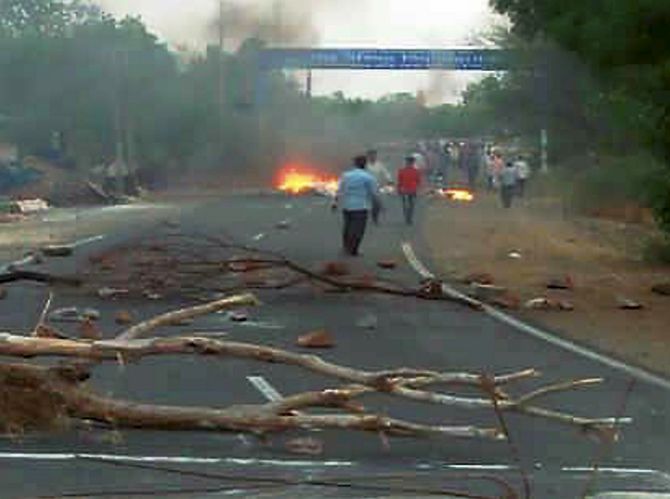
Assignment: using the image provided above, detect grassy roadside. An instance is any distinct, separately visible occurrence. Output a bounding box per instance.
[423,192,670,376]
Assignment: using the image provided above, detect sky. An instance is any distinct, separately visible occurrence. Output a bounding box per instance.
[98,0,503,103]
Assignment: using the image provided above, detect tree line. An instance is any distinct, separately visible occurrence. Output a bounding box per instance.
[474,0,670,232]
[1,0,669,235]
[0,0,463,186]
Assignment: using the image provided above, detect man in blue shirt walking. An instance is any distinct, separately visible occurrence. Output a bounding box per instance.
[333,155,380,256]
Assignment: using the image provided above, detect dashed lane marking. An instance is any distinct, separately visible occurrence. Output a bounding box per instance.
[247,375,283,402]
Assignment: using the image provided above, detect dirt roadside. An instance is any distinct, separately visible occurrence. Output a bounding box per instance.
[423,193,670,377]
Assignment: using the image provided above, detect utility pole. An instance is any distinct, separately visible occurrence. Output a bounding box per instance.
[113,50,124,169]
[306,69,313,98]
[218,0,226,157]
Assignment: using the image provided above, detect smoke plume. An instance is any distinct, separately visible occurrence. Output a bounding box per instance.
[207,1,320,49]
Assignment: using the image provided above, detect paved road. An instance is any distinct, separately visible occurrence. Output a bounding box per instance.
[1,194,670,498]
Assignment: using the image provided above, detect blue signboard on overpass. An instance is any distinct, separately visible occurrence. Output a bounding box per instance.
[260,48,511,71]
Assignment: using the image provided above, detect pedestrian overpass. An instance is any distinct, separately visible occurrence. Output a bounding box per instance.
[259,48,511,71]
[256,48,512,98]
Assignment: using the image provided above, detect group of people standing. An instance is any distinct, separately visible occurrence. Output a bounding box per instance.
[332,145,533,256]
[332,149,422,256]
[486,151,531,208]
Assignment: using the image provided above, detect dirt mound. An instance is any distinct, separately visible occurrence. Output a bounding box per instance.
[0,365,69,433]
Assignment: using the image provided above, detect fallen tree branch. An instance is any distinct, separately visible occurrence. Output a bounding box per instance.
[177,234,483,309]
[0,270,81,286]
[0,334,626,432]
[116,293,260,341]
[515,378,604,406]
[0,362,501,440]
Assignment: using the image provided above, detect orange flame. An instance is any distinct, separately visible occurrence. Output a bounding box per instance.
[275,164,338,196]
[440,188,475,202]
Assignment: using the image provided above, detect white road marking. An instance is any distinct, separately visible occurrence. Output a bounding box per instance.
[0,453,353,467]
[401,241,670,392]
[71,234,105,248]
[247,375,283,402]
[447,464,514,471]
[401,242,434,279]
[0,254,37,273]
[242,374,285,446]
[234,321,284,330]
[562,467,669,476]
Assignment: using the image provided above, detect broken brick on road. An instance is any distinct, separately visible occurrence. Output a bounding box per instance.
[114,310,134,325]
[377,259,398,270]
[651,283,670,296]
[296,330,336,348]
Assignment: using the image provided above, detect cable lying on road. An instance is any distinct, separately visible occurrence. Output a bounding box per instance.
[42,456,510,499]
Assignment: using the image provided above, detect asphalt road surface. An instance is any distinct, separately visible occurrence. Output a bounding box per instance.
[1,193,670,498]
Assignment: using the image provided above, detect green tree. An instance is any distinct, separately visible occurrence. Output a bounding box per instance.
[491,0,670,230]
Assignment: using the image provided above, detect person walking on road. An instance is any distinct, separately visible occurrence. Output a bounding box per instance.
[333,155,380,256]
[366,149,393,188]
[514,155,531,198]
[397,155,422,225]
[464,141,481,190]
[500,161,518,209]
[487,151,504,192]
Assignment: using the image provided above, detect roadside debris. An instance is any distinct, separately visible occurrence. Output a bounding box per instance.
[321,261,350,277]
[462,272,495,285]
[49,307,100,323]
[15,198,49,214]
[97,287,130,299]
[228,258,266,273]
[651,283,670,296]
[228,310,249,323]
[168,318,193,327]
[0,269,81,286]
[275,219,291,230]
[0,291,627,449]
[114,310,134,325]
[0,287,7,300]
[79,319,103,341]
[507,250,523,260]
[34,324,68,339]
[420,278,444,298]
[617,298,644,310]
[491,292,522,310]
[546,275,574,290]
[356,313,379,330]
[524,297,574,311]
[469,283,507,301]
[41,244,74,257]
[0,213,24,223]
[142,290,163,300]
[297,330,335,348]
[285,437,324,456]
[377,259,398,270]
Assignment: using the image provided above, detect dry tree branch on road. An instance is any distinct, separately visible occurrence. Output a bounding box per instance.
[0,294,628,440]
[169,233,483,309]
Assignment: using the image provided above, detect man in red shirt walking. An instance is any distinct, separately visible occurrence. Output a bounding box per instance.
[397,155,422,225]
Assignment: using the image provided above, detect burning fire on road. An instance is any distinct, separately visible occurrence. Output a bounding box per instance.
[275,164,338,196]
[436,188,475,202]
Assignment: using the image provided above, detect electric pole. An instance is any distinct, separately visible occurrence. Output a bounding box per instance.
[306,69,313,98]
[218,0,226,157]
